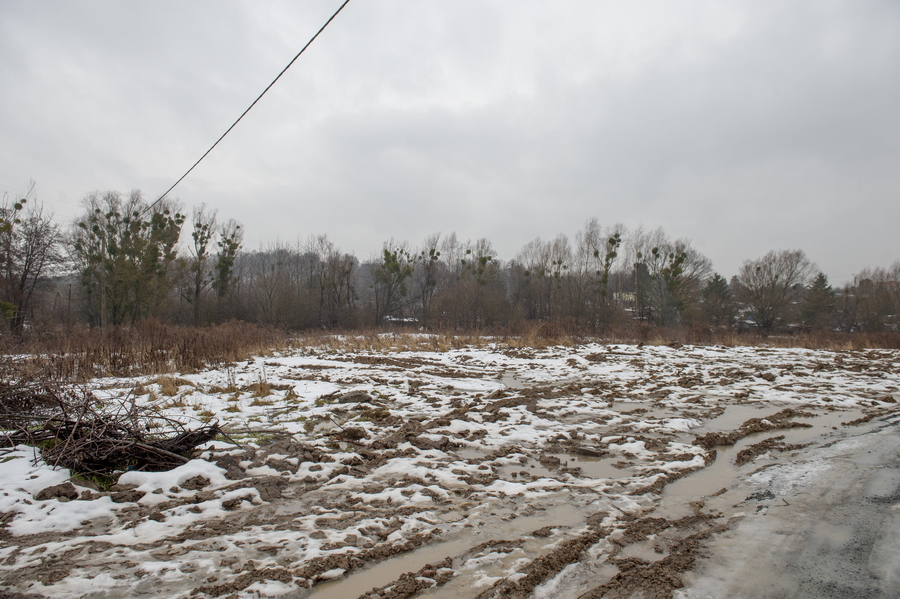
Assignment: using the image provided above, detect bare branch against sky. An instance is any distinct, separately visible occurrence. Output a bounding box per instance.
[1,1,898,281]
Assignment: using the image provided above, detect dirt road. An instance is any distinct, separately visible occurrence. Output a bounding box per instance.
[679,412,900,599]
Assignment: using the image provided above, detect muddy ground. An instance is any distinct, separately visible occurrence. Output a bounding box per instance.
[1,342,898,598]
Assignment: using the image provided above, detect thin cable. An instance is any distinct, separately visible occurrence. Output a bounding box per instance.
[147,0,352,213]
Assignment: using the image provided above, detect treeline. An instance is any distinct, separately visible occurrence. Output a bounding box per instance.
[2,187,900,337]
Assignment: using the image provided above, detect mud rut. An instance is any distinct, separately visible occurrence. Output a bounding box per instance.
[1,344,898,599]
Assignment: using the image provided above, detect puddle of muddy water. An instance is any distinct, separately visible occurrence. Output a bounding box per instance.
[488,453,635,483]
[609,400,654,412]
[551,454,635,480]
[693,404,868,436]
[690,404,770,433]
[455,448,487,462]
[419,534,565,598]
[665,446,741,498]
[308,497,589,599]
[309,537,474,599]
[452,451,561,482]
[499,460,554,481]
[500,373,529,389]
[666,407,870,498]
[419,502,595,599]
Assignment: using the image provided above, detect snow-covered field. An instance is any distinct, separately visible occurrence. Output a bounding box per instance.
[2,341,899,598]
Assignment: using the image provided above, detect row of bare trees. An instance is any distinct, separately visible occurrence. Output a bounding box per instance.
[0,182,62,334]
[2,187,899,336]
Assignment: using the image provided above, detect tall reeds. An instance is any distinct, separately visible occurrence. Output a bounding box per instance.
[3,320,896,383]
[6,320,290,380]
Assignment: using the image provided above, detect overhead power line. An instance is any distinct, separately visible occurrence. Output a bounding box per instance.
[147,0,352,213]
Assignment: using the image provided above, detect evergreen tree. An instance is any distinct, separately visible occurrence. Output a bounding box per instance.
[801,272,836,329]
[700,273,734,327]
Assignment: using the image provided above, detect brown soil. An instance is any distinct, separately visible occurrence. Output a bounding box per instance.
[693,408,813,450]
[475,528,609,598]
[579,518,728,599]
[734,435,809,466]
[842,409,894,426]
[358,558,455,599]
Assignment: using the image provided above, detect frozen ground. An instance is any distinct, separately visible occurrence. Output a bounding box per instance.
[1,341,899,598]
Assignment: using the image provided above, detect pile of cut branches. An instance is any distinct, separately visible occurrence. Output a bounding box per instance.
[1,379,221,476]
[0,379,71,424]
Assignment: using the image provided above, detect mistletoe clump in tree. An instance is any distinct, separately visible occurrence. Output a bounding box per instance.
[70,190,185,326]
[372,241,415,326]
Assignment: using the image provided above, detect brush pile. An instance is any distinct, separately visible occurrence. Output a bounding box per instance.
[0,379,221,476]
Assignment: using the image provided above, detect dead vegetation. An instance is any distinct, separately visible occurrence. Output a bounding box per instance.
[291,324,900,353]
[2,319,898,388]
[0,377,222,479]
[5,319,291,380]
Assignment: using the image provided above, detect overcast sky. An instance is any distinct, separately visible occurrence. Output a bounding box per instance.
[2,1,898,283]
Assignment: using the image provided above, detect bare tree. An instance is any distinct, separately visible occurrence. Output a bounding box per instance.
[735,249,816,333]
[455,238,504,328]
[412,233,442,329]
[248,243,289,325]
[514,234,571,321]
[842,263,900,332]
[213,219,243,302]
[630,228,712,326]
[69,190,184,326]
[187,205,216,325]
[314,235,357,328]
[0,183,62,334]
[372,239,415,326]
[573,219,624,329]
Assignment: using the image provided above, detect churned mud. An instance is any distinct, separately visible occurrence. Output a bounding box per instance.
[1,342,899,598]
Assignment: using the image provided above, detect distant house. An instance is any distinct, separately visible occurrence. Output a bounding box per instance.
[383,315,418,326]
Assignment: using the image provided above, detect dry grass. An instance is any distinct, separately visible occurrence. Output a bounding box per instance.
[154,376,193,396]
[156,376,179,397]
[163,396,187,409]
[3,320,896,386]
[288,324,900,354]
[594,325,900,351]
[5,319,291,380]
[250,380,272,398]
[290,331,493,353]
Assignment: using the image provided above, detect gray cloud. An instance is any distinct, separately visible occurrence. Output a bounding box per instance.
[1,0,898,282]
